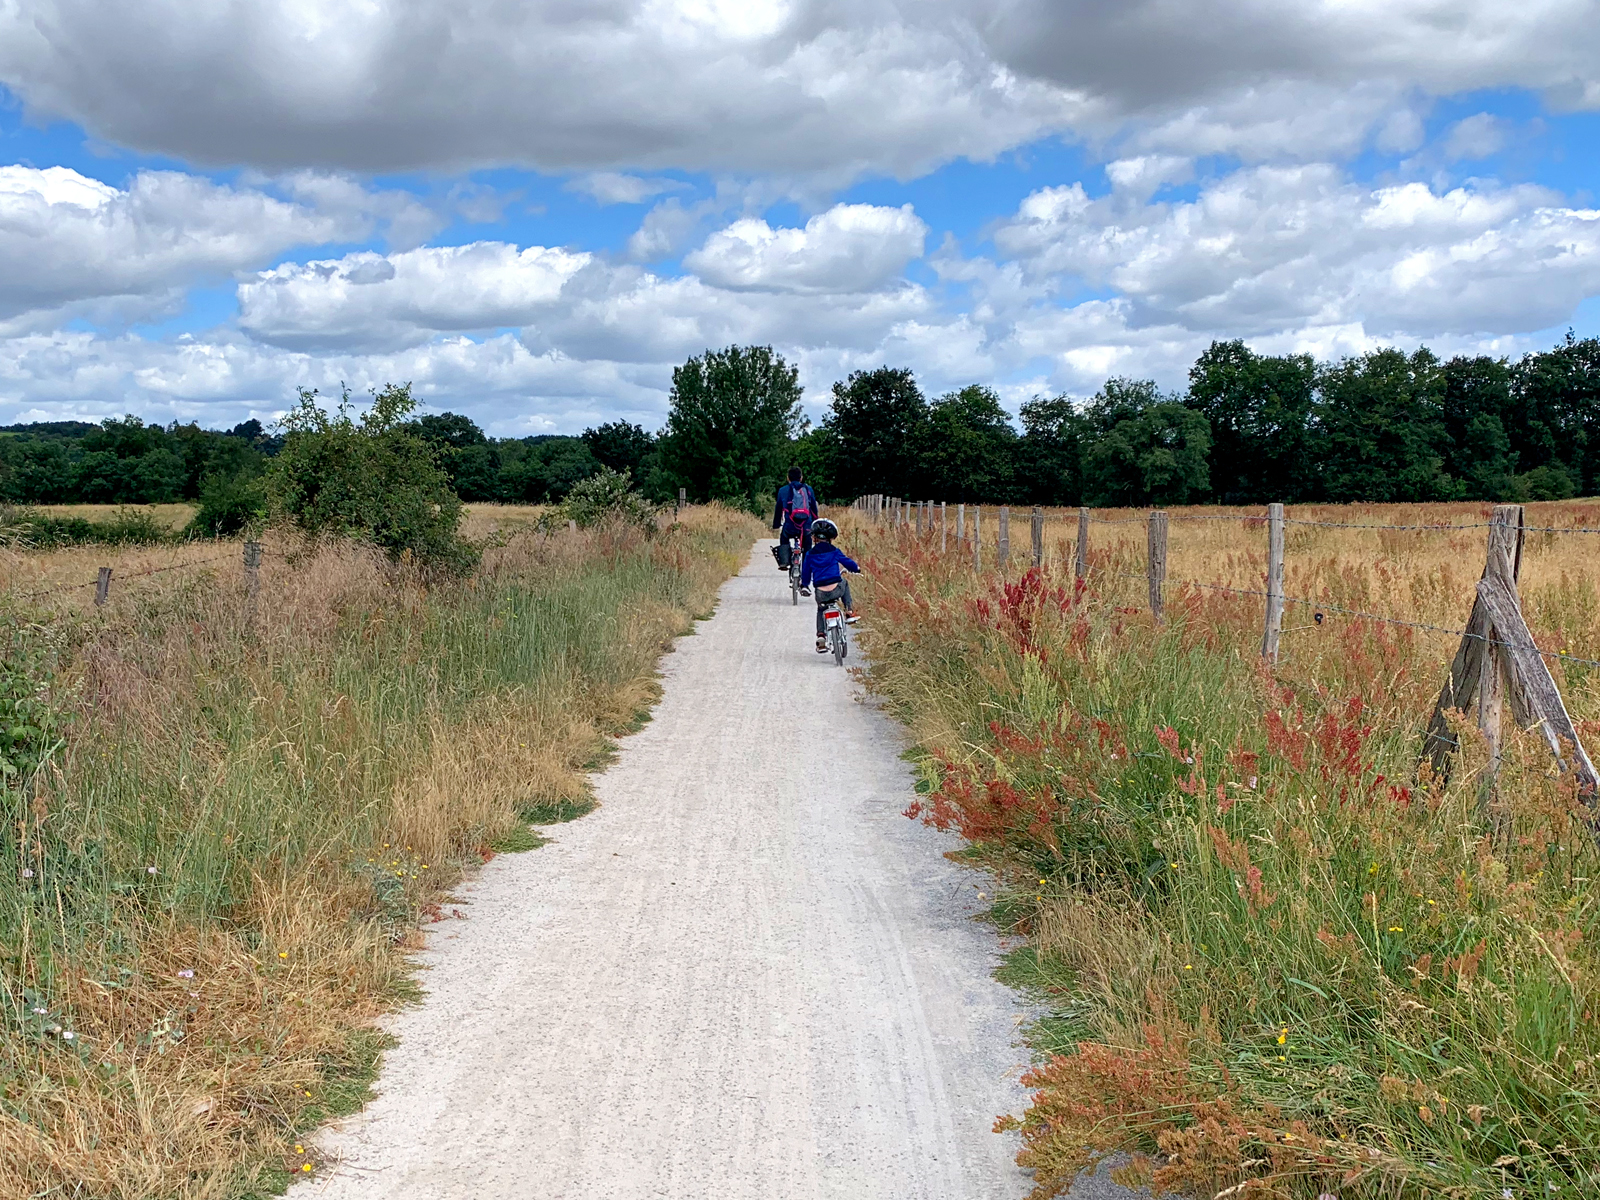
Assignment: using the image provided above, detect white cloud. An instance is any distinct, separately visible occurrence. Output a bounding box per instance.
[0,165,358,333]
[1441,112,1511,161]
[0,2,1081,180]
[568,173,689,205]
[993,165,1600,338]
[6,2,1599,178]
[238,243,592,351]
[683,204,928,294]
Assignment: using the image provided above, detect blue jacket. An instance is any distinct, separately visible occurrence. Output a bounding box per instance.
[772,481,816,531]
[800,542,858,588]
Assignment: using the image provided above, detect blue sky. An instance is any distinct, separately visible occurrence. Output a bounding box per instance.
[3,1,1599,435]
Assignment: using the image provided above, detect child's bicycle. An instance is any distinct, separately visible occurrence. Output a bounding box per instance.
[817,584,849,666]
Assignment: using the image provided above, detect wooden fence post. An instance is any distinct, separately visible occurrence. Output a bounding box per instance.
[941,502,947,552]
[972,507,982,572]
[1147,512,1168,623]
[94,566,111,606]
[916,502,924,537]
[957,503,965,542]
[243,540,262,628]
[1261,503,1285,662]
[1075,508,1089,581]
[1031,507,1044,568]
[998,506,1010,566]
[568,519,578,534]
[677,487,686,517]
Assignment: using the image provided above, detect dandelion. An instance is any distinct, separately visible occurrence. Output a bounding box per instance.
[1389,926,1403,932]
[302,1163,313,1173]
[1170,862,1179,868]
[1278,1030,1288,1044]
[278,951,288,959]
[295,1145,304,1154]
[1184,964,1193,970]
[1427,899,1436,906]
[1368,863,1379,875]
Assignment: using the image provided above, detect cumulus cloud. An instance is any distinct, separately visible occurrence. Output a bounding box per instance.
[683,204,928,294]
[5,1,1600,177]
[0,0,1081,178]
[0,165,358,332]
[238,243,592,351]
[993,165,1600,338]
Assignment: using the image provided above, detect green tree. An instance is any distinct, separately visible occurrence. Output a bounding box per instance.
[657,345,804,508]
[1080,379,1212,506]
[1016,394,1086,506]
[918,385,1017,501]
[266,383,476,573]
[1509,333,1600,494]
[822,366,928,499]
[1185,340,1317,503]
[582,421,656,478]
[788,426,841,501]
[1317,348,1453,502]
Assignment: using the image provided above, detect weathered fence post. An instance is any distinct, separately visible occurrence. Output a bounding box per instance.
[1477,506,1525,807]
[1147,511,1168,623]
[1261,503,1286,662]
[940,502,947,552]
[998,506,1010,566]
[677,487,686,517]
[1075,508,1089,581]
[972,507,982,572]
[916,502,924,537]
[568,518,578,535]
[957,503,965,542]
[94,566,112,606]
[1031,507,1044,568]
[243,540,262,628]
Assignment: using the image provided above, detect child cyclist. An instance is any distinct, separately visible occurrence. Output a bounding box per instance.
[799,518,860,653]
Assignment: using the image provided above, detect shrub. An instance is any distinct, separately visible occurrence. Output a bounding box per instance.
[266,383,478,574]
[185,471,267,538]
[560,467,658,531]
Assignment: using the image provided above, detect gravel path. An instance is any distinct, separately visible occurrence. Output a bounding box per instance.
[302,542,1137,1200]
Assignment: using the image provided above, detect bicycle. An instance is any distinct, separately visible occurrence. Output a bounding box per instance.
[789,544,803,605]
[816,581,849,666]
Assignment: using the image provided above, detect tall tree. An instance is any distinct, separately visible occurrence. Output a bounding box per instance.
[1316,348,1452,502]
[1440,355,1518,499]
[1079,379,1211,506]
[1509,333,1600,495]
[1016,394,1086,506]
[918,385,1017,501]
[657,345,804,508]
[1185,340,1317,503]
[581,421,656,480]
[822,366,928,499]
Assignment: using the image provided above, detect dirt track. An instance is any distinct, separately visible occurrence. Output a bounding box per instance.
[302,542,1131,1199]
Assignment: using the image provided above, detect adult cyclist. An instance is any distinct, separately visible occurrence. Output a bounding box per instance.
[771,466,817,586]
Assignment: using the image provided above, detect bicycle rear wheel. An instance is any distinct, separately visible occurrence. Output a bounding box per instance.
[832,625,845,666]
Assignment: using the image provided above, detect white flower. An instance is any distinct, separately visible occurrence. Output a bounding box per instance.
[62,1031,75,1040]
[21,868,34,878]
[177,970,194,978]
[146,866,158,875]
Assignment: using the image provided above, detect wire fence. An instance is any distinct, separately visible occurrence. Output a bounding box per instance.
[5,549,250,603]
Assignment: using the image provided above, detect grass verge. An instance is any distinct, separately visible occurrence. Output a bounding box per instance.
[849,514,1600,1200]
[0,504,761,1197]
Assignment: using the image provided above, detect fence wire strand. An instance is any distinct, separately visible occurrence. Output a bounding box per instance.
[6,550,246,602]
[1101,567,1600,670]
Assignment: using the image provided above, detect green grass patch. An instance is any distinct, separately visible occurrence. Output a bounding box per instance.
[521,797,598,825]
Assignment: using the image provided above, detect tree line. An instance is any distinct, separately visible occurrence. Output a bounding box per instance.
[3,331,1595,534]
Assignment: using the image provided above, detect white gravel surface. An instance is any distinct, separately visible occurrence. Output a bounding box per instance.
[301,542,1143,1200]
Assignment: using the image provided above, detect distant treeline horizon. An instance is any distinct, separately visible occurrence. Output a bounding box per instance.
[3,331,1596,515]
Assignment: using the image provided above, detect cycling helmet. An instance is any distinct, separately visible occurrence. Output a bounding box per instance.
[811,518,838,541]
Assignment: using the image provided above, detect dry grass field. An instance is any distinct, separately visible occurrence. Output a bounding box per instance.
[28,502,199,530]
[0,506,762,1198]
[846,499,1600,1199]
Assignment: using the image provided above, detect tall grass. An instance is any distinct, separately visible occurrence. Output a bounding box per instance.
[0,505,761,1197]
[847,505,1600,1200]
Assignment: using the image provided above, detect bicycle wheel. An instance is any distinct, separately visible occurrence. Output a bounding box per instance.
[791,568,799,605]
[832,625,845,666]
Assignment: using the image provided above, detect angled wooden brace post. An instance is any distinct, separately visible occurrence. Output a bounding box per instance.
[1422,505,1599,813]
